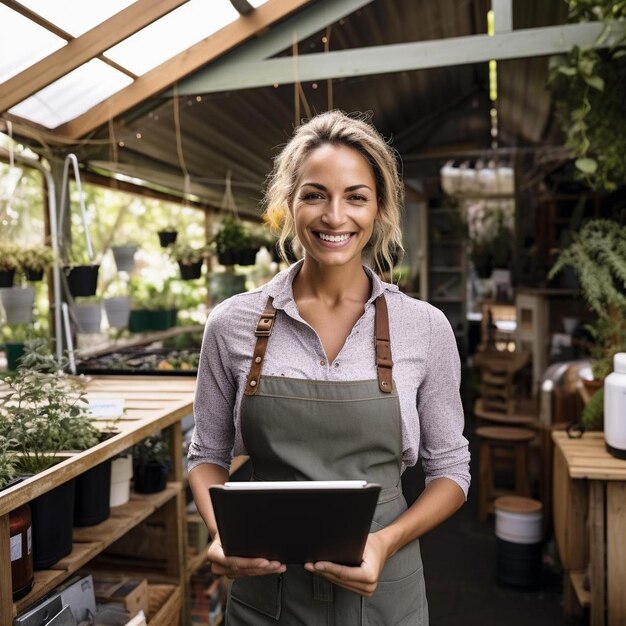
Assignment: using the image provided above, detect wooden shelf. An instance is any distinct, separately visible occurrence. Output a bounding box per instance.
[570,570,591,608]
[14,484,181,615]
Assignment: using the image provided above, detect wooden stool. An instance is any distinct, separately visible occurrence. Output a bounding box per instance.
[476,426,535,521]
[474,398,537,427]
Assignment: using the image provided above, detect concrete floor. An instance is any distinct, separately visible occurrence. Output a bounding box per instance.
[402,425,583,626]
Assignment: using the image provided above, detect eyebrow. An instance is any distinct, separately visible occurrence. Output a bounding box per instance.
[300,182,373,192]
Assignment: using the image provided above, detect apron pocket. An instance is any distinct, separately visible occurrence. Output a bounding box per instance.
[379,538,423,583]
[229,574,282,621]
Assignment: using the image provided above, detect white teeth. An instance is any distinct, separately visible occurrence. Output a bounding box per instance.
[318,233,351,242]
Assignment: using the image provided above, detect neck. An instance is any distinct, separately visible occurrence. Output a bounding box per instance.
[293,257,371,306]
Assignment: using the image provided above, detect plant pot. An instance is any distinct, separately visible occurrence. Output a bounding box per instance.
[24,267,44,282]
[158,230,178,248]
[74,302,102,334]
[110,455,133,507]
[217,250,238,266]
[0,286,35,324]
[64,264,100,297]
[74,458,112,526]
[145,309,171,331]
[9,502,34,600]
[133,461,168,494]
[129,309,149,332]
[111,245,137,273]
[104,296,131,329]
[0,268,15,288]
[582,378,604,398]
[31,478,75,569]
[5,341,26,371]
[167,309,178,328]
[209,272,246,305]
[178,260,203,280]
[237,247,259,266]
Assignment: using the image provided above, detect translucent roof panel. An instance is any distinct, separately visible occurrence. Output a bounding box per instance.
[18,0,137,37]
[9,59,133,128]
[0,4,65,83]
[104,0,240,76]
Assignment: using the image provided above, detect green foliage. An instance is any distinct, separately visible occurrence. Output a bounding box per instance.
[548,219,626,315]
[588,314,626,379]
[212,215,252,254]
[0,242,20,271]
[582,387,604,430]
[133,433,169,466]
[547,1,626,190]
[0,435,18,489]
[168,241,209,265]
[20,244,56,272]
[0,340,100,474]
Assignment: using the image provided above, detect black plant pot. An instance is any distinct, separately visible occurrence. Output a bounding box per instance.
[158,230,178,248]
[237,248,259,266]
[178,260,203,280]
[217,250,238,266]
[25,267,44,282]
[133,461,168,494]
[0,268,16,288]
[74,458,112,526]
[31,478,75,569]
[64,264,100,297]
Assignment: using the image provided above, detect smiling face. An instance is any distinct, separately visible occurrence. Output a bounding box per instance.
[291,143,378,271]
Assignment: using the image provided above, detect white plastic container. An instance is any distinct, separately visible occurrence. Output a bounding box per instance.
[110,454,133,507]
[605,353,626,459]
[495,497,543,544]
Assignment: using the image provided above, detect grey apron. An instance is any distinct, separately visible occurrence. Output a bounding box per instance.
[226,296,428,625]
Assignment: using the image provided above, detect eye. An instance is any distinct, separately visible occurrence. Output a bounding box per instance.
[348,194,368,202]
[300,191,324,201]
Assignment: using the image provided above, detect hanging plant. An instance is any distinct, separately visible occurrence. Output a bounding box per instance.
[547,1,626,190]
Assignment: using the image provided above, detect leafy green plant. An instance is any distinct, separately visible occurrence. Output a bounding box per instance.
[0,340,100,474]
[581,387,604,430]
[133,433,169,466]
[168,241,209,265]
[0,242,20,272]
[547,1,626,190]
[212,215,252,255]
[0,435,18,489]
[20,244,56,272]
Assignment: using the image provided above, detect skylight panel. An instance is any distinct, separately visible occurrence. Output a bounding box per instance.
[9,59,133,128]
[0,4,65,82]
[104,0,239,75]
[17,0,137,37]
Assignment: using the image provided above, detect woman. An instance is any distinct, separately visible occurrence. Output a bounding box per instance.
[188,110,470,624]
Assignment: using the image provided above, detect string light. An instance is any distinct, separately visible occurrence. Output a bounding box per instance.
[196,96,202,102]
[321,36,328,44]
[312,83,318,89]
[135,132,142,140]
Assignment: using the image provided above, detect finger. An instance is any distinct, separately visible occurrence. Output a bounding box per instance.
[310,571,376,597]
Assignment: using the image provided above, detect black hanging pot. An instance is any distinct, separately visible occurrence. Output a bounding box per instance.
[64,264,100,297]
[133,461,169,494]
[0,268,16,287]
[237,247,259,267]
[178,260,203,280]
[25,267,44,282]
[217,250,238,266]
[31,478,76,569]
[74,458,112,526]
[158,230,178,248]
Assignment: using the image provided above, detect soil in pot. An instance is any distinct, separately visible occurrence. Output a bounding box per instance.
[31,478,75,569]
[133,461,168,494]
[74,458,112,526]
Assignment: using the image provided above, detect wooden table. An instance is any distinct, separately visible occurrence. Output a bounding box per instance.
[552,431,626,626]
[0,375,196,626]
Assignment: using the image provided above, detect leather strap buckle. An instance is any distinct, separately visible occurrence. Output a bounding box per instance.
[376,338,393,369]
[255,313,275,337]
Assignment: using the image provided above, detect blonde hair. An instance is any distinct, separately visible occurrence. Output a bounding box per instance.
[263,110,404,273]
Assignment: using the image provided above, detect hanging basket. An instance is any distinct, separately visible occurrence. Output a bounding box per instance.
[0,286,35,324]
[178,260,203,280]
[158,230,178,248]
[0,268,16,288]
[111,245,138,273]
[104,296,131,329]
[64,264,100,297]
[24,267,44,282]
[73,302,103,334]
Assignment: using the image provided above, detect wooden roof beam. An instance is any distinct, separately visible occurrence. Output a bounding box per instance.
[0,0,190,113]
[53,0,315,139]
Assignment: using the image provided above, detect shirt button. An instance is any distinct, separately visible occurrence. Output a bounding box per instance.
[334,362,339,368]
[320,359,326,366]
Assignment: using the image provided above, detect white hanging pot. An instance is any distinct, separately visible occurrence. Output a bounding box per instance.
[111,246,137,273]
[73,302,102,334]
[110,454,133,507]
[0,287,35,324]
[104,296,131,329]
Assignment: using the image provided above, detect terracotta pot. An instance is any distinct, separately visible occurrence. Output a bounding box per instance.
[582,378,604,398]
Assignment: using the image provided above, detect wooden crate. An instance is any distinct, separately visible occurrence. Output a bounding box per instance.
[148,584,181,626]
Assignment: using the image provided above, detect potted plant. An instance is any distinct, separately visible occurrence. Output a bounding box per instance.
[549,219,626,390]
[63,250,100,298]
[0,340,101,567]
[168,241,208,280]
[111,241,138,273]
[212,215,252,266]
[20,244,55,282]
[0,242,19,288]
[1,323,35,371]
[132,433,170,493]
[157,225,178,248]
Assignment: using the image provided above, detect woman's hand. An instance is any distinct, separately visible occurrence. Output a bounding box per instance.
[207,534,287,579]
[304,531,390,597]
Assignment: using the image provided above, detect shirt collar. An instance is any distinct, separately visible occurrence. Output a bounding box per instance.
[262,259,399,313]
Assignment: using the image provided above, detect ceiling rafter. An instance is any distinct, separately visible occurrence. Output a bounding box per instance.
[52,0,316,140]
[0,0,191,113]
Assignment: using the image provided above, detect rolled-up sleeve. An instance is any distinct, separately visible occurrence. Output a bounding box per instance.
[188,304,237,472]
[417,306,471,499]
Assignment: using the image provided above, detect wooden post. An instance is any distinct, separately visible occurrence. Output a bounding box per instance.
[607,482,626,626]
[590,481,606,626]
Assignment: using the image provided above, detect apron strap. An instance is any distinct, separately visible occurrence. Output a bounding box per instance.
[244,296,276,396]
[375,294,393,393]
[244,294,394,395]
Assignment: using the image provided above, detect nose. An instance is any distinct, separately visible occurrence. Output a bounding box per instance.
[321,196,346,228]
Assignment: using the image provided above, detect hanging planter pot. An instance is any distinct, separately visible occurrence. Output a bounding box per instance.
[217,250,238,266]
[5,341,26,371]
[31,478,76,569]
[74,458,112,526]
[73,301,102,334]
[64,264,100,297]
[111,245,137,273]
[237,247,259,267]
[0,286,35,324]
[110,454,133,507]
[0,268,16,288]
[178,260,203,280]
[24,267,44,282]
[104,296,131,329]
[158,230,178,248]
